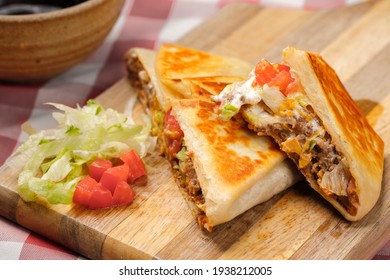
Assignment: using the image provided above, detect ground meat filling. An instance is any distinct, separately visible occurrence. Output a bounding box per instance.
[126,55,209,228]
[176,157,208,229]
[126,51,155,109]
[163,128,208,228]
[249,110,358,216]
[176,153,205,205]
[165,142,208,229]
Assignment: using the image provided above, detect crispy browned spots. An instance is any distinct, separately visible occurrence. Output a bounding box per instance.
[187,76,246,96]
[308,52,384,182]
[159,45,222,78]
[178,99,281,185]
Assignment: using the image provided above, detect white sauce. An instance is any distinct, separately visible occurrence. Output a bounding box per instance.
[213,71,262,110]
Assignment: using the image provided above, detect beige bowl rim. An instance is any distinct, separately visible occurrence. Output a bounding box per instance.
[0,0,110,22]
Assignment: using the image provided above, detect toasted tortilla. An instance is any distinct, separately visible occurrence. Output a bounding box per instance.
[281,46,384,220]
[182,76,246,97]
[170,99,299,229]
[157,43,253,100]
[126,44,301,230]
[225,46,384,221]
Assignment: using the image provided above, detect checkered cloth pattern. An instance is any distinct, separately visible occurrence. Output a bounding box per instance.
[1,0,388,260]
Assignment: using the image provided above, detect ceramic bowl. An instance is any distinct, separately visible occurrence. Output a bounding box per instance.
[0,0,124,83]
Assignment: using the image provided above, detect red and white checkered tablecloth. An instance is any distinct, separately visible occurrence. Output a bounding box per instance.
[0,0,388,260]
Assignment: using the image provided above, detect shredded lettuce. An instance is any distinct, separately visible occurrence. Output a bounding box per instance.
[15,100,153,205]
[176,147,188,162]
[219,103,240,121]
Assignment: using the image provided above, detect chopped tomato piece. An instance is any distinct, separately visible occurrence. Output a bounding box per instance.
[275,63,291,73]
[100,164,129,194]
[88,158,112,181]
[120,150,147,183]
[73,151,145,210]
[164,108,184,157]
[164,111,184,139]
[88,185,113,210]
[254,59,277,86]
[112,180,135,206]
[72,175,98,207]
[167,139,182,160]
[254,59,296,95]
[268,70,295,95]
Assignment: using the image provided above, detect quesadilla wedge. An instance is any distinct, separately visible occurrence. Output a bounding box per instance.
[214,46,384,221]
[168,98,298,230]
[125,44,300,231]
[125,45,250,153]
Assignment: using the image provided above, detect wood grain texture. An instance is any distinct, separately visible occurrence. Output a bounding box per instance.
[0,0,389,259]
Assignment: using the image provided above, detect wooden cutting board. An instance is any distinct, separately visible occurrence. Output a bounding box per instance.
[0,0,389,260]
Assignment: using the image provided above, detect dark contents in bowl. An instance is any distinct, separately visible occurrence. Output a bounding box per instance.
[0,0,87,15]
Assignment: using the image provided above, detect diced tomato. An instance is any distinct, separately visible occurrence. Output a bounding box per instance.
[72,175,99,207]
[163,108,184,157]
[112,180,135,206]
[275,63,291,73]
[73,151,145,210]
[254,59,296,96]
[268,70,295,95]
[164,110,184,139]
[88,184,113,210]
[88,158,112,181]
[167,139,182,159]
[119,150,147,183]
[254,59,277,86]
[164,108,173,125]
[100,164,129,194]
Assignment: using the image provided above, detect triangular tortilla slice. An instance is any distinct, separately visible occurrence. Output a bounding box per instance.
[170,98,299,229]
[215,46,384,221]
[157,43,253,99]
[282,46,384,220]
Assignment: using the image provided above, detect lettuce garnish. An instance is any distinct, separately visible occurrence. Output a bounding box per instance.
[14,100,153,205]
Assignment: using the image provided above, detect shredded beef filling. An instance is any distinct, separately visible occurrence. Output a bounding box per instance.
[126,54,209,228]
[249,111,358,216]
[164,142,208,228]
[126,51,155,110]
[174,154,205,205]
[165,142,208,229]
